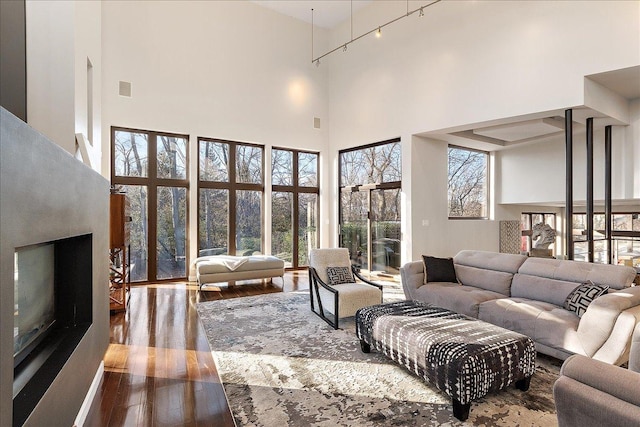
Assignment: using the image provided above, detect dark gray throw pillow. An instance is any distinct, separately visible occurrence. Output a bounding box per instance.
[563,280,609,318]
[422,255,457,284]
[326,266,354,285]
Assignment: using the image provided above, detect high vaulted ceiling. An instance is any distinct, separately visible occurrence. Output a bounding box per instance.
[251,1,640,153]
[251,0,371,29]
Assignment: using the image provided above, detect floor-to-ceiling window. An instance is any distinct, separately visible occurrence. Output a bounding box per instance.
[112,127,189,282]
[338,139,401,275]
[271,148,319,268]
[198,138,264,257]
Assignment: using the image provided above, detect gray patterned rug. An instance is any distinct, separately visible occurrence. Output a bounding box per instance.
[196,291,561,426]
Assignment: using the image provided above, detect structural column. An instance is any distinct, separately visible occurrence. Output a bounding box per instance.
[565,109,574,260]
[605,125,613,264]
[586,118,594,263]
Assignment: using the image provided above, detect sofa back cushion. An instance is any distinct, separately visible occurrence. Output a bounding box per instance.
[518,257,636,290]
[453,250,527,273]
[453,250,527,295]
[511,273,585,307]
[512,257,637,306]
[454,265,514,296]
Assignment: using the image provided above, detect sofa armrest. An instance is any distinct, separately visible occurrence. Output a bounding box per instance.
[554,355,640,427]
[577,286,640,358]
[591,286,640,312]
[559,355,640,404]
[631,322,640,372]
[400,261,423,300]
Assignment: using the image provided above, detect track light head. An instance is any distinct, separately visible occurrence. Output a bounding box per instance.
[343,44,348,52]
[376,27,381,38]
[315,59,320,67]
[419,7,424,17]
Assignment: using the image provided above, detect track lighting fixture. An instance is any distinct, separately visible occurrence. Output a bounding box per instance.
[311,0,441,66]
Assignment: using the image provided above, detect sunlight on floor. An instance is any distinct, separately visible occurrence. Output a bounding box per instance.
[211,350,449,405]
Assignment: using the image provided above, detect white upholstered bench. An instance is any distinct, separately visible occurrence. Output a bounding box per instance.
[189,255,285,290]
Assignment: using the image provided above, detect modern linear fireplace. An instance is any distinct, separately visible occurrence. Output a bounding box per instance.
[1,107,109,427]
[12,234,93,422]
[13,242,55,369]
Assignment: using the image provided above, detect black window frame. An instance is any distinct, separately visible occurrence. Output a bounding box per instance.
[271,147,320,269]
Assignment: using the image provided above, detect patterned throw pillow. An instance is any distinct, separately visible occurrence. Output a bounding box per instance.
[563,280,609,318]
[422,255,458,284]
[326,266,354,285]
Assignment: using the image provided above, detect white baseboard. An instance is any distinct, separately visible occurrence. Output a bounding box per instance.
[73,361,104,427]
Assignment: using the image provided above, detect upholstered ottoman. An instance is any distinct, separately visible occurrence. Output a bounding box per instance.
[356,300,536,421]
[189,255,285,290]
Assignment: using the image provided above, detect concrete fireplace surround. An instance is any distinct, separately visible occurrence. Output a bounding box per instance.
[0,107,109,426]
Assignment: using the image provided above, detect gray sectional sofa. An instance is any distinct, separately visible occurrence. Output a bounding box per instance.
[553,323,640,427]
[400,250,640,365]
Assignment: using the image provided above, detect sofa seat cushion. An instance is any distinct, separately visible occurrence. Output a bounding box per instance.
[411,283,504,318]
[478,298,584,355]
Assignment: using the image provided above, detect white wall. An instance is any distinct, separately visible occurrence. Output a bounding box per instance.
[26,0,75,153]
[101,1,330,263]
[627,99,640,199]
[25,0,102,171]
[406,136,499,257]
[74,0,102,171]
[499,123,640,206]
[325,0,640,259]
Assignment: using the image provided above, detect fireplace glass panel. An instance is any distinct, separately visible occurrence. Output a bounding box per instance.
[13,243,55,365]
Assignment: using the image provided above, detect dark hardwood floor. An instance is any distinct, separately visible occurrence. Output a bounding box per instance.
[85,271,309,427]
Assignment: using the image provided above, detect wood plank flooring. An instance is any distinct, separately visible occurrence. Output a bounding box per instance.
[85,271,309,427]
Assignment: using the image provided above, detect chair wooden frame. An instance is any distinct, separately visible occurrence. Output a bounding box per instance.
[308,265,383,329]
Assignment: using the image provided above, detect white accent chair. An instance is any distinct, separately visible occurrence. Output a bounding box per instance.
[308,248,383,329]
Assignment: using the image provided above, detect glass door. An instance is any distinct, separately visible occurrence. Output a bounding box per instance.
[340,191,369,271]
[340,187,401,277]
[371,188,401,275]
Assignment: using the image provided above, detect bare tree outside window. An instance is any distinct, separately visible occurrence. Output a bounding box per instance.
[112,128,189,282]
[271,148,319,268]
[114,131,148,177]
[199,141,229,182]
[448,146,488,218]
[156,136,188,278]
[236,145,263,184]
[340,141,401,186]
[339,140,401,274]
[272,149,293,186]
[198,138,264,257]
[298,152,318,187]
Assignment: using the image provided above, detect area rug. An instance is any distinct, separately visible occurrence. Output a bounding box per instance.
[196,291,561,426]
